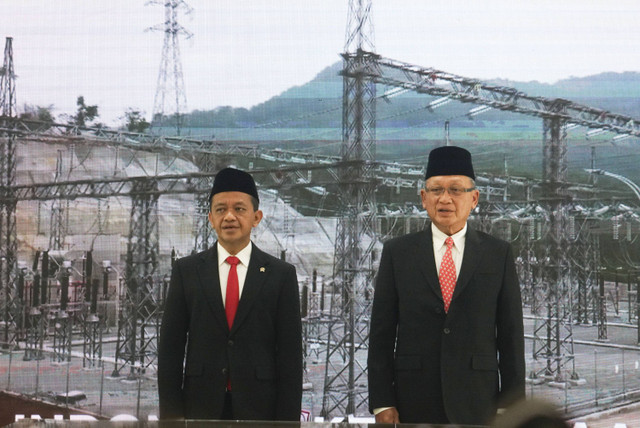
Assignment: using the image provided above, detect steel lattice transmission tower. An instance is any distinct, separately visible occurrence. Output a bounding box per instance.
[0,37,16,117]
[530,113,580,382]
[49,149,70,251]
[112,180,161,378]
[0,37,18,347]
[148,0,192,135]
[192,154,227,253]
[322,0,378,417]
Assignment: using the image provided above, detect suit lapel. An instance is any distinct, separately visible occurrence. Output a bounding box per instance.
[452,227,483,302]
[196,246,229,331]
[413,228,443,301]
[230,244,269,335]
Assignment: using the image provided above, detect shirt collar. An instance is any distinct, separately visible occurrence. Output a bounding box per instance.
[217,242,252,267]
[431,222,467,249]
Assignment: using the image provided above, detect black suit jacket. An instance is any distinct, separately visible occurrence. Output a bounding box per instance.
[368,225,525,425]
[158,243,303,421]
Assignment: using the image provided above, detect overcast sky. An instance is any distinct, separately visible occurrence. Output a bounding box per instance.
[2,0,640,125]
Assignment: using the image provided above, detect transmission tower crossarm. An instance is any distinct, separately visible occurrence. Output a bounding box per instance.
[2,172,203,202]
[4,118,345,163]
[2,160,376,202]
[371,54,640,138]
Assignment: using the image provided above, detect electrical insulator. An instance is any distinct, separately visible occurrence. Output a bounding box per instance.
[569,216,575,240]
[529,219,535,240]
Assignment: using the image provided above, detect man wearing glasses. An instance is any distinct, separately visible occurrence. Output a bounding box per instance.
[368,146,525,425]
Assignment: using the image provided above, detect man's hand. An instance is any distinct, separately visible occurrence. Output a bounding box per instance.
[375,407,400,424]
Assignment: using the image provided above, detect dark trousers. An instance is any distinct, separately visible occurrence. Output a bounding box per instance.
[220,391,233,420]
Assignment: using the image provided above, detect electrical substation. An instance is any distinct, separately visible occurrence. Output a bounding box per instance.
[2,0,640,423]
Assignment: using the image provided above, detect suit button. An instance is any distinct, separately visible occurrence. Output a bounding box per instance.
[443,328,451,334]
[228,340,234,346]
[435,307,442,314]
[222,368,228,376]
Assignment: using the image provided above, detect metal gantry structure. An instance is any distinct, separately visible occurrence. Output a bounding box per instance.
[0,37,17,348]
[148,0,192,135]
[192,153,223,253]
[112,179,161,378]
[322,0,378,417]
[334,54,640,390]
[48,149,70,251]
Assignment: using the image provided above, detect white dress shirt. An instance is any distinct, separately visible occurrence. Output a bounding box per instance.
[217,242,252,305]
[431,222,467,278]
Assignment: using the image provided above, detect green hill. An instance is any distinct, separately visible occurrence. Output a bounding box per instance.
[178,63,640,184]
[184,63,640,129]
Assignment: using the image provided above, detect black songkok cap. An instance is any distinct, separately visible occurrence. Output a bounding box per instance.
[209,167,259,202]
[425,146,475,180]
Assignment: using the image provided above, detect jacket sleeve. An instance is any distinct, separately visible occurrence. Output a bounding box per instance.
[367,242,399,413]
[496,244,526,407]
[157,260,189,420]
[275,264,303,421]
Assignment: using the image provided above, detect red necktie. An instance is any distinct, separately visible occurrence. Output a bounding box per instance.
[225,256,240,328]
[439,237,456,313]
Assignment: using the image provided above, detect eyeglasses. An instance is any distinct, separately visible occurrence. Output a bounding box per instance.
[424,186,476,197]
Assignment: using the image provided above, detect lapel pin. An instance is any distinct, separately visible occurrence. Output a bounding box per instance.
[260,267,266,272]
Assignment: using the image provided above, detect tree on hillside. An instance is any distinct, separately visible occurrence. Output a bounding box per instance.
[19,104,55,130]
[69,96,99,127]
[122,108,151,133]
